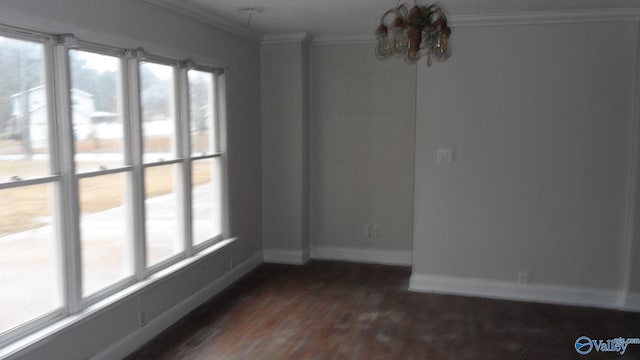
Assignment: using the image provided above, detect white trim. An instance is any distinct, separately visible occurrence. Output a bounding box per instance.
[409,273,628,311]
[451,8,640,27]
[263,249,310,265]
[54,41,84,315]
[311,35,375,46]
[262,33,312,45]
[624,292,640,311]
[143,0,263,43]
[0,175,60,190]
[310,247,412,266]
[310,8,640,45]
[90,251,263,360]
[142,3,640,45]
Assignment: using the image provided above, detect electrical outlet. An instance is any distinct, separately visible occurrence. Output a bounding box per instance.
[518,271,530,285]
[437,148,454,163]
[370,225,379,238]
[365,225,380,238]
[139,308,148,327]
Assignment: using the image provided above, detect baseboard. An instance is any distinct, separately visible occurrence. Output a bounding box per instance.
[263,249,310,265]
[409,273,623,310]
[624,292,640,311]
[310,247,412,266]
[91,251,263,360]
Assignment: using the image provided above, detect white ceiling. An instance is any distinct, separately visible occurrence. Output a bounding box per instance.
[147,0,640,40]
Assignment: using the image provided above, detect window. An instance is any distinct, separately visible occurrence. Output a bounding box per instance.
[0,27,227,346]
[0,36,63,338]
[69,50,134,297]
[188,70,223,246]
[140,61,184,268]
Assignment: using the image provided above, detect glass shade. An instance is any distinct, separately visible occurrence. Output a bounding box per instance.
[375,34,393,60]
[405,50,421,64]
[431,31,451,62]
[392,29,410,58]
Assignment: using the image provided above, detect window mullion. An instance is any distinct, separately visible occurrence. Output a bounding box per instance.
[126,52,147,281]
[52,40,83,314]
[178,64,193,257]
[215,73,231,239]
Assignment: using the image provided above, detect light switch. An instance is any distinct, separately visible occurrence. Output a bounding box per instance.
[436,148,453,163]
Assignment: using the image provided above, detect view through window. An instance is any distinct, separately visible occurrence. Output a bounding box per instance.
[0,30,226,344]
[0,36,62,336]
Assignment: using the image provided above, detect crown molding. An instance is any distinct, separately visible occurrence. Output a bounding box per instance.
[451,8,640,27]
[144,0,263,43]
[311,8,640,45]
[143,2,640,45]
[311,34,375,46]
[262,32,312,45]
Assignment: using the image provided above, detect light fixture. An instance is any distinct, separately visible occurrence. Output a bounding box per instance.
[375,3,451,65]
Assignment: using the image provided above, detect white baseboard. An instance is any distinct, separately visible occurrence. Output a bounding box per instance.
[624,292,640,311]
[92,251,263,360]
[409,273,623,310]
[263,248,310,265]
[311,247,412,266]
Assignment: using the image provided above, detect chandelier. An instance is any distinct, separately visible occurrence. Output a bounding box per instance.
[374,3,451,65]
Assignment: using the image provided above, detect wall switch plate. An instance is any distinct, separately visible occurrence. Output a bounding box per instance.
[437,148,453,163]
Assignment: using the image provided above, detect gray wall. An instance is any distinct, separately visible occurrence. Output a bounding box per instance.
[413,21,638,290]
[261,41,310,254]
[0,0,262,358]
[310,44,416,252]
[627,22,640,295]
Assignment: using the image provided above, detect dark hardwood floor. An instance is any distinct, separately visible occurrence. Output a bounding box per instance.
[126,261,640,359]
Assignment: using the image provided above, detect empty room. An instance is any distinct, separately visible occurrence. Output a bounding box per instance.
[1,0,640,359]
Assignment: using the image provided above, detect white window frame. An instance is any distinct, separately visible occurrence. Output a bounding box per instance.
[0,27,65,348]
[62,39,138,307]
[0,25,229,349]
[136,53,189,274]
[186,65,228,253]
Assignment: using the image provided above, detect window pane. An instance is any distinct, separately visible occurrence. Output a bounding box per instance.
[188,70,215,155]
[69,50,124,173]
[79,173,132,296]
[145,164,183,267]
[140,62,176,163]
[0,183,61,334]
[0,37,50,182]
[192,158,222,245]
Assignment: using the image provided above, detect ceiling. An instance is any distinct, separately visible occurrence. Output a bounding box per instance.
[147,0,640,41]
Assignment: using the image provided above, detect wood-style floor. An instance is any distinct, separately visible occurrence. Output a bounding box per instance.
[126,261,640,359]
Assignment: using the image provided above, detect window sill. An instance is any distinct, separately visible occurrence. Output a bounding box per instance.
[0,237,237,360]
